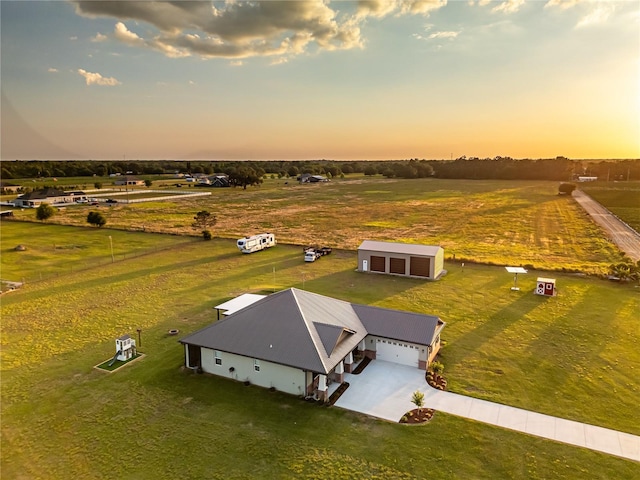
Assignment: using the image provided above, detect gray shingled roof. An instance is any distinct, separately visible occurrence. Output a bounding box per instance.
[180,288,443,374]
[358,240,442,256]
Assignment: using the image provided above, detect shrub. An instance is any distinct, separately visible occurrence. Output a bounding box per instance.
[431,361,445,375]
[35,204,56,222]
[558,183,576,195]
[87,211,107,227]
[202,230,212,241]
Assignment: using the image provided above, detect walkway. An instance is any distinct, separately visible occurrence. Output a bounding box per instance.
[334,361,639,462]
[573,190,640,262]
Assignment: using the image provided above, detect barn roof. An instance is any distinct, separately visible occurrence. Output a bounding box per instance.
[180,288,443,374]
[358,240,443,256]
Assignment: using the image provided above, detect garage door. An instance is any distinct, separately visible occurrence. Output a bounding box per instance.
[389,257,406,275]
[376,339,419,367]
[410,256,431,277]
[370,255,386,272]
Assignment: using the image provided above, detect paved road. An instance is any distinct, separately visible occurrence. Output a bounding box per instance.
[573,190,640,262]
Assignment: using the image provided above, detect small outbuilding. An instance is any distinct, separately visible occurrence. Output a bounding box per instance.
[535,277,557,296]
[357,240,444,280]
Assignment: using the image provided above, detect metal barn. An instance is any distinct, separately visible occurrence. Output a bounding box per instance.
[357,240,444,280]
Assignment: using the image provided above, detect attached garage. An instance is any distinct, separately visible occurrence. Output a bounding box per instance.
[375,339,419,367]
[357,240,445,280]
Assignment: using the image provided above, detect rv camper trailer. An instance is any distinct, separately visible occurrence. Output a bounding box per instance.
[237,233,276,254]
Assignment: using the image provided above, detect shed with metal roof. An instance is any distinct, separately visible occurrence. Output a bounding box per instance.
[357,240,444,280]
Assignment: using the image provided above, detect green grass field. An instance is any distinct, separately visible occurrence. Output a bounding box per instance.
[1,222,639,479]
[6,178,626,273]
[580,183,640,232]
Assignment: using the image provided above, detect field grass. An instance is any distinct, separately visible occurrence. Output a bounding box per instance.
[2,222,639,479]
[6,178,626,273]
[0,222,195,283]
[580,183,640,233]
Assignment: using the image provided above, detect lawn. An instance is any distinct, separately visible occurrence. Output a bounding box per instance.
[1,223,638,479]
[6,177,625,273]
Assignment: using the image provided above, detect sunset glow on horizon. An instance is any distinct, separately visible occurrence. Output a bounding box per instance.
[1,1,638,161]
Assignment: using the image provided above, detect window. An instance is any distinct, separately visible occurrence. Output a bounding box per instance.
[214,350,222,365]
[254,359,260,372]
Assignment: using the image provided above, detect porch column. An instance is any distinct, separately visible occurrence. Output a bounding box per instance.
[317,374,328,403]
[184,345,190,368]
[335,361,344,383]
[344,351,353,373]
[358,339,366,351]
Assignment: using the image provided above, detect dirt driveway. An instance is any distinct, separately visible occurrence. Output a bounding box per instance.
[573,190,640,262]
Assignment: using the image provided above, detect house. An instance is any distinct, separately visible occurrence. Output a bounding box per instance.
[180,288,445,402]
[0,182,21,193]
[357,240,445,280]
[114,176,145,186]
[298,174,329,183]
[13,188,87,208]
[196,174,230,187]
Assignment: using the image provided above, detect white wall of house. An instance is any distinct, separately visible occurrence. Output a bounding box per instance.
[200,348,306,396]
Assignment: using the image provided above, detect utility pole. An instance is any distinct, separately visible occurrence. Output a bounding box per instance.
[109,235,114,263]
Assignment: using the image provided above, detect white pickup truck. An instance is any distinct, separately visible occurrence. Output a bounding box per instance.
[303,246,332,262]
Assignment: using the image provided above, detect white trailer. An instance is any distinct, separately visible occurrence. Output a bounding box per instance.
[237,233,276,254]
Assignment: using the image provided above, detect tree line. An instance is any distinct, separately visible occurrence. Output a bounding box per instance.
[2,158,638,184]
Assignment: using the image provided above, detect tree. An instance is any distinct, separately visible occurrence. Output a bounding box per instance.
[558,183,576,195]
[144,179,153,187]
[411,390,425,414]
[87,211,107,227]
[94,182,103,189]
[228,166,263,189]
[35,203,56,222]
[192,210,217,231]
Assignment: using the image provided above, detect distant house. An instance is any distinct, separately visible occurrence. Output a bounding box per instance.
[0,182,21,193]
[357,240,445,280]
[180,288,445,402]
[197,174,230,187]
[298,174,329,183]
[13,188,87,208]
[577,176,598,182]
[114,176,145,186]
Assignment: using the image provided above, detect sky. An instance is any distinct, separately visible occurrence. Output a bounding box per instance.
[1,0,639,161]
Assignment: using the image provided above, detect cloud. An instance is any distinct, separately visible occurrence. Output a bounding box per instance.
[48,67,58,73]
[91,32,107,42]
[357,0,447,18]
[72,0,448,62]
[188,80,195,85]
[575,3,615,28]
[69,35,78,41]
[544,0,583,10]
[77,69,121,86]
[73,1,368,61]
[428,30,459,39]
[270,57,289,66]
[491,0,525,14]
[114,22,144,46]
[398,0,448,16]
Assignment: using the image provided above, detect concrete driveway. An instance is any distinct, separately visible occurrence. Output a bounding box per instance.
[334,360,426,422]
[334,360,640,462]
